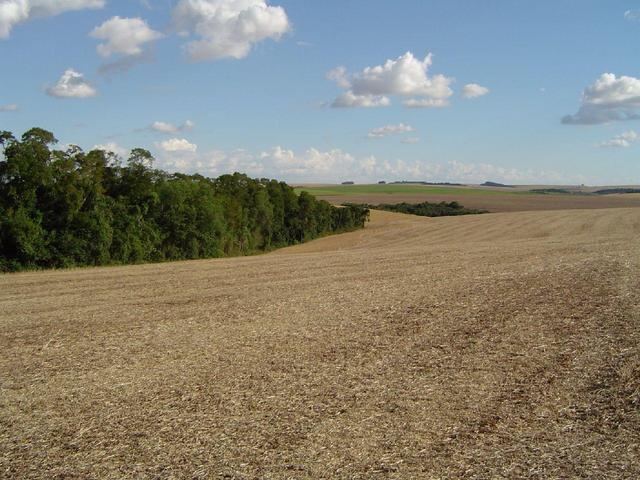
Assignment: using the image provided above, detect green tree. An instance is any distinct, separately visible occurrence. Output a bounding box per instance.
[0,128,369,271]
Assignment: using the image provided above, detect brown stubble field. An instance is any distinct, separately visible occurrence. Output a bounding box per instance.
[1,207,640,478]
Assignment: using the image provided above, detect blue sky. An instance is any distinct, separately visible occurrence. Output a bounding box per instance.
[1,0,640,184]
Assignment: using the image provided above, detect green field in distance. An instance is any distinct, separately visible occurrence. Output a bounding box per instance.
[295,184,527,197]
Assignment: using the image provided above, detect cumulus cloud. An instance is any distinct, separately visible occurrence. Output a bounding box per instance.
[46,69,97,98]
[260,146,355,175]
[155,145,356,180]
[90,16,163,58]
[462,83,490,99]
[562,73,640,125]
[161,148,264,175]
[368,123,414,138]
[157,138,198,153]
[326,66,350,89]
[625,10,640,21]
[597,130,638,148]
[151,120,195,134]
[401,137,420,144]
[358,157,425,179]
[153,142,567,184]
[442,161,565,184]
[171,0,290,61]
[351,53,451,98]
[0,103,18,112]
[328,52,454,109]
[92,142,129,157]
[0,0,104,38]
[332,91,391,108]
[90,16,162,75]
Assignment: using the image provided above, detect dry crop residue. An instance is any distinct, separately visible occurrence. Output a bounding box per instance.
[1,208,639,478]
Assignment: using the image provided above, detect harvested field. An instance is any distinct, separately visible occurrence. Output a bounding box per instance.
[1,208,640,478]
[297,184,640,212]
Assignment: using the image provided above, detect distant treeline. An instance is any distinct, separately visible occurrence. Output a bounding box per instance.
[345,201,486,217]
[594,188,640,195]
[0,128,369,272]
[481,181,513,188]
[529,187,640,195]
[529,188,578,195]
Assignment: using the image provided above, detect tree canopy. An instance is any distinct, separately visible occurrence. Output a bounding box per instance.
[0,128,369,272]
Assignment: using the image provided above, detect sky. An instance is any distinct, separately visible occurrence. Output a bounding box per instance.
[1,0,640,185]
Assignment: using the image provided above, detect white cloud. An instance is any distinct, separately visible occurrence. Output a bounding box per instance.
[171,0,290,61]
[29,0,104,16]
[332,91,390,108]
[442,161,563,184]
[92,142,129,157]
[404,98,449,108]
[0,103,18,112]
[90,16,163,58]
[153,142,568,184]
[0,1,28,38]
[157,138,198,153]
[46,69,97,98]
[209,149,264,175]
[151,120,195,134]
[358,157,424,179]
[326,66,350,89]
[401,137,420,144]
[625,10,640,21]
[0,0,104,39]
[462,83,490,99]
[328,52,454,109]
[562,73,640,125]
[261,146,355,175]
[352,52,451,98]
[162,148,264,175]
[368,123,414,138]
[597,130,638,148]
[156,145,357,180]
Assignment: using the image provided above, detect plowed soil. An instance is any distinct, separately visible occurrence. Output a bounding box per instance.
[1,208,639,479]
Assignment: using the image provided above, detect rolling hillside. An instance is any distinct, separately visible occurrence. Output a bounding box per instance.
[1,208,639,478]
[297,184,640,213]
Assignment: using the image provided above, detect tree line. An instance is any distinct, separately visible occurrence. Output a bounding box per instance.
[0,128,369,272]
[345,201,486,217]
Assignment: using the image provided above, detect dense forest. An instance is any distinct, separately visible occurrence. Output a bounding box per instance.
[346,201,486,217]
[0,128,369,272]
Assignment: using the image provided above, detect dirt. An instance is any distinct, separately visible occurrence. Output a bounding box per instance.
[1,208,639,479]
